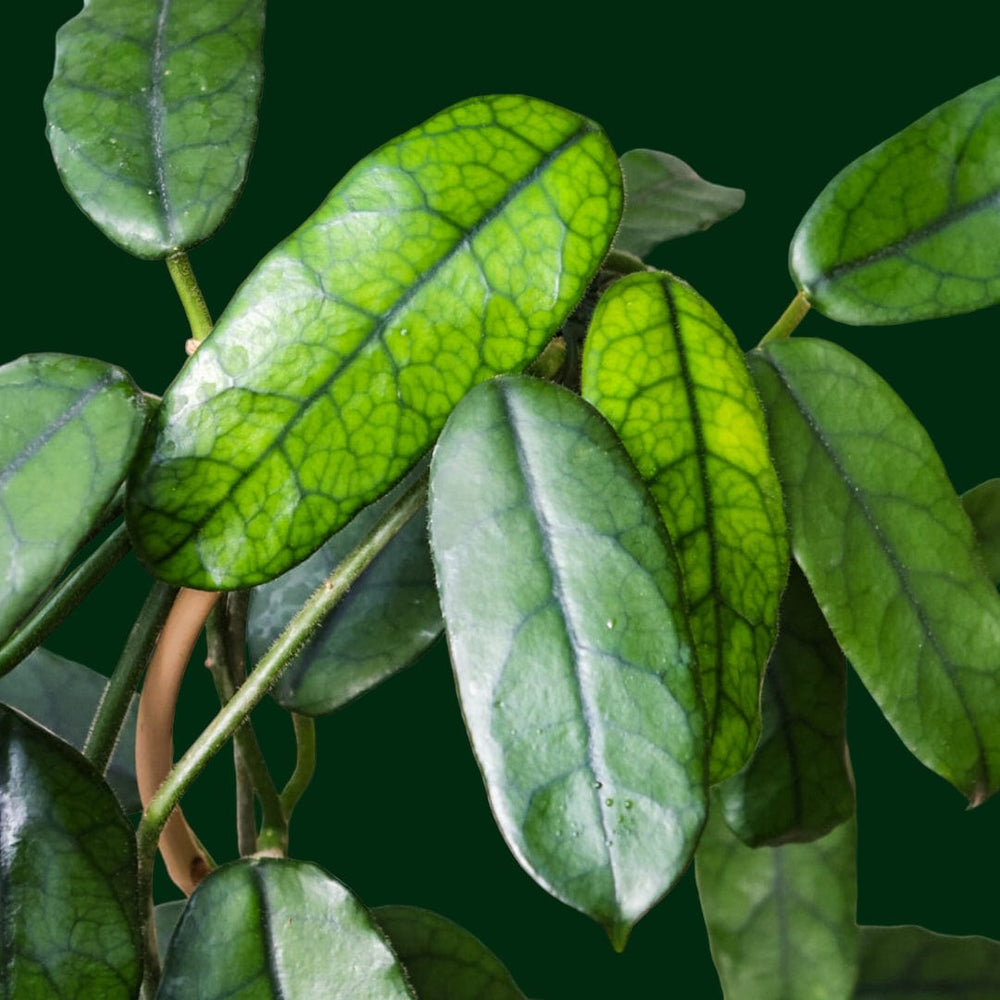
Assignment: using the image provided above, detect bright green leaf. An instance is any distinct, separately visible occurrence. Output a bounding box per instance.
[964,479,1000,583]
[0,704,141,1000]
[790,76,1000,324]
[154,900,187,961]
[582,271,787,782]
[0,354,147,647]
[717,564,854,846]
[156,858,415,998]
[749,338,1000,805]
[613,149,745,258]
[373,905,527,1000]
[429,376,705,948]
[127,95,623,589]
[44,0,265,259]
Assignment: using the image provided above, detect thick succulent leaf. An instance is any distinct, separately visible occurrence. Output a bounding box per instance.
[0,647,140,812]
[127,94,623,589]
[695,802,857,1000]
[964,479,1000,583]
[582,271,787,782]
[613,149,745,257]
[749,338,1000,805]
[717,564,853,846]
[373,905,527,1000]
[0,704,141,999]
[154,900,187,960]
[429,375,706,949]
[856,925,1000,998]
[0,354,147,647]
[44,0,265,259]
[156,858,415,998]
[247,466,441,715]
[790,76,1000,324]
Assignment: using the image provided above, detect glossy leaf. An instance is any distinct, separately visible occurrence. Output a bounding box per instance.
[856,925,1000,998]
[374,905,527,1000]
[247,466,441,715]
[750,339,1000,805]
[0,354,147,647]
[157,858,415,998]
[614,149,745,257]
[154,900,187,960]
[127,94,623,589]
[0,647,140,813]
[429,376,705,948]
[790,76,1000,324]
[582,271,787,782]
[45,0,265,259]
[717,564,853,846]
[696,802,857,1000]
[964,479,1000,583]
[0,704,141,999]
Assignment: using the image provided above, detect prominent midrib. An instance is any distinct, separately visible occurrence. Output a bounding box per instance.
[251,865,289,1000]
[148,0,175,244]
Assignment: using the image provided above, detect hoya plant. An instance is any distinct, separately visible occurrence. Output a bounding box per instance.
[1,2,998,997]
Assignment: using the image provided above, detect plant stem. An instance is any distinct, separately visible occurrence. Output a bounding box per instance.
[279,714,316,825]
[166,250,213,343]
[758,290,811,346]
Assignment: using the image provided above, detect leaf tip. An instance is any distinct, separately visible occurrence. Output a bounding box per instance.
[605,918,633,953]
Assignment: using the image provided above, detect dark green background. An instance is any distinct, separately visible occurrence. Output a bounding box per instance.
[10,3,1000,996]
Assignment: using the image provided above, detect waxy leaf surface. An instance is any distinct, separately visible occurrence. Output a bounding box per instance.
[127,95,623,588]
[0,354,147,647]
[374,905,527,1000]
[154,900,187,960]
[0,705,140,999]
[582,271,787,782]
[791,77,1000,324]
[45,0,265,258]
[429,376,705,948]
[750,339,1000,805]
[696,803,857,1000]
[718,564,853,846]
[964,479,1000,583]
[157,858,415,999]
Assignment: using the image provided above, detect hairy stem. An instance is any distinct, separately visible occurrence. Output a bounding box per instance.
[166,250,213,343]
[758,290,811,346]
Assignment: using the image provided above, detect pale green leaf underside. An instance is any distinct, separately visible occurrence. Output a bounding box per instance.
[750,339,1000,805]
[964,479,1000,583]
[127,94,623,588]
[44,0,265,259]
[0,354,146,647]
[157,859,415,999]
[429,376,705,948]
[791,76,1000,324]
[582,271,787,782]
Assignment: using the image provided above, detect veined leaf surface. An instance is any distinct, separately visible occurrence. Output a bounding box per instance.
[582,271,787,782]
[790,76,1000,324]
[964,479,1000,583]
[429,376,705,948]
[44,0,265,258]
[127,95,623,588]
[750,339,1000,805]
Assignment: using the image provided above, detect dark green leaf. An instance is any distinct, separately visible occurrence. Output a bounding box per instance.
[582,271,787,782]
[964,479,1000,583]
[717,564,853,846]
[154,900,187,961]
[790,77,1000,324]
[613,149,744,258]
[0,354,147,646]
[0,704,140,999]
[156,858,415,998]
[749,339,1000,805]
[44,0,265,259]
[429,376,705,949]
[374,905,527,1000]
[127,95,623,589]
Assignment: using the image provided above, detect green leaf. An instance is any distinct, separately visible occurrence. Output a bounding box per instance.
[749,338,1000,805]
[0,647,140,813]
[790,76,1000,324]
[429,375,705,949]
[695,802,857,1000]
[154,900,187,961]
[716,564,854,846]
[613,149,745,258]
[44,0,265,259]
[964,479,1000,584]
[0,354,147,646]
[373,905,527,1000]
[855,925,1000,998]
[126,94,623,589]
[247,466,441,716]
[0,704,141,999]
[156,858,415,998]
[581,271,788,782]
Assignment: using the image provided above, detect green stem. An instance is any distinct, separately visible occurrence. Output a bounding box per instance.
[166,250,213,343]
[279,714,316,825]
[758,290,811,346]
